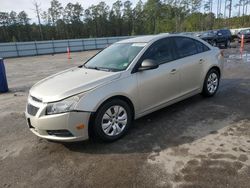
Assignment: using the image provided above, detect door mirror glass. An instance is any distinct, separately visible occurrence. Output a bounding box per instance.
[138,59,159,71]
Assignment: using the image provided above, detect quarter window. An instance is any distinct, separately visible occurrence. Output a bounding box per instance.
[195,40,210,53]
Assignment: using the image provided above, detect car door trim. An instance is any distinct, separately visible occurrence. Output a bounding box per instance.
[135,88,201,119]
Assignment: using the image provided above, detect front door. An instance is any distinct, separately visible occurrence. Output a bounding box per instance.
[136,38,182,114]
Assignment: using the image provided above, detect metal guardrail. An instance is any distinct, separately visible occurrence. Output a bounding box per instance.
[0,36,134,58]
[1,27,248,58]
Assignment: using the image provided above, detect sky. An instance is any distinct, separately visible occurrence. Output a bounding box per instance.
[0,0,239,23]
[1,0,142,22]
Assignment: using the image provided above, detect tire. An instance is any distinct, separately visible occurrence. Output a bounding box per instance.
[202,69,220,97]
[225,40,230,48]
[92,99,132,142]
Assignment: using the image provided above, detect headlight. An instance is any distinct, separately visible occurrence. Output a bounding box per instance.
[46,95,81,115]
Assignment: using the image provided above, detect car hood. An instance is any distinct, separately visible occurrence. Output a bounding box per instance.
[29,67,121,103]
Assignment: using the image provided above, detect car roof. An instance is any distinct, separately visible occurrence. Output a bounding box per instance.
[117,35,158,43]
[117,33,202,44]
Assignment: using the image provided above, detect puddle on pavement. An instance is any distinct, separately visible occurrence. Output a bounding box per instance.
[227,51,250,63]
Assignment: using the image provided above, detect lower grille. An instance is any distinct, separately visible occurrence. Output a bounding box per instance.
[27,104,39,116]
[47,130,73,137]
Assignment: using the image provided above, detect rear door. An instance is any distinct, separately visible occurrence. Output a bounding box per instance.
[172,37,209,96]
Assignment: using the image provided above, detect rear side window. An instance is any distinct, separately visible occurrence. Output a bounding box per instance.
[173,37,210,58]
[174,37,197,58]
[143,38,174,64]
[220,29,231,35]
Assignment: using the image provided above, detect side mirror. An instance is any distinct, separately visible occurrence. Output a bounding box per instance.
[138,59,159,71]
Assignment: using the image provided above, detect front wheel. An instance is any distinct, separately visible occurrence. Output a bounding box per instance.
[92,99,132,142]
[202,69,220,97]
[225,40,230,48]
[211,40,217,46]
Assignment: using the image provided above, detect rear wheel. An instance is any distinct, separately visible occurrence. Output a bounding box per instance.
[202,69,220,97]
[92,99,132,142]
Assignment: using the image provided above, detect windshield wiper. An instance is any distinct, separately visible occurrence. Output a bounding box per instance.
[86,66,113,72]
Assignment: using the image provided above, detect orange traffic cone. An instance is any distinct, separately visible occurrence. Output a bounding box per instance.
[240,34,244,59]
[67,47,71,60]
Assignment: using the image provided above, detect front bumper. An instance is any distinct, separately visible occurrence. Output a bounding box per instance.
[25,96,91,142]
[238,38,250,42]
[25,111,91,142]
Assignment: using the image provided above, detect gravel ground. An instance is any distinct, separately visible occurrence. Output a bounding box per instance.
[0,44,250,188]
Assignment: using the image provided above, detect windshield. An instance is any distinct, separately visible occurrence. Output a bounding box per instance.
[84,42,146,71]
[201,31,215,36]
[240,29,250,34]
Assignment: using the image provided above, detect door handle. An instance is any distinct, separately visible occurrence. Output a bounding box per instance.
[170,69,177,74]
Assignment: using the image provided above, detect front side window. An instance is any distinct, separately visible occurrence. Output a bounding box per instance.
[142,38,174,64]
[219,30,224,34]
[84,42,146,71]
[201,31,215,37]
[174,37,197,58]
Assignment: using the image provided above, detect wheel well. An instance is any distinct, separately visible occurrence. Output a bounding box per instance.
[88,95,135,138]
[102,95,135,119]
[209,66,221,78]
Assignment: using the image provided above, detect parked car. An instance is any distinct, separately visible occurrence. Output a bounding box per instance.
[200,29,232,48]
[237,29,250,42]
[25,34,224,142]
[194,32,203,37]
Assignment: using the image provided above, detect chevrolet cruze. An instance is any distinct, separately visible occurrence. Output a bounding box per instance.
[25,34,224,142]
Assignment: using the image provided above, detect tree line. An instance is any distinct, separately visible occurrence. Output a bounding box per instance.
[1,0,250,43]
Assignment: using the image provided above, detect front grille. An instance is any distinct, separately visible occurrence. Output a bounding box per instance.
[27,104,39,116]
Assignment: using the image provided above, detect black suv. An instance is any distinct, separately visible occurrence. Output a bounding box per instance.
[200,29,232,48]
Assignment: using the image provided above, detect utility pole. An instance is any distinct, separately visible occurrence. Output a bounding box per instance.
[210,0,213,13]
[33,1,43,40]
[228,0,232,18]
[224,0,227,18]
[217,0,222,17]
[219,0,222,17]
[246,0,248,15]
[217,0,219,17]
[242,0,245,15]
